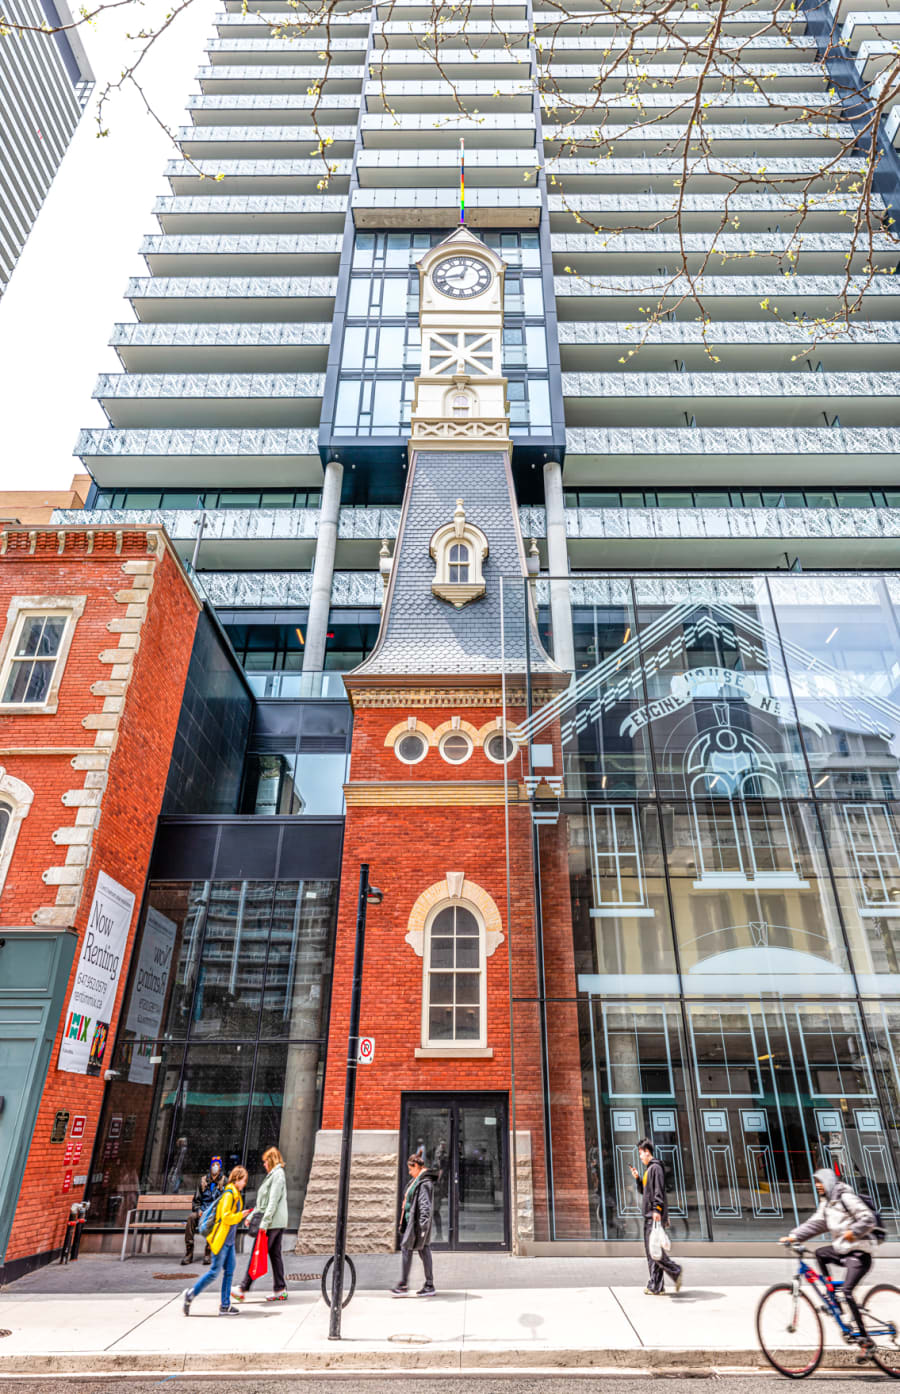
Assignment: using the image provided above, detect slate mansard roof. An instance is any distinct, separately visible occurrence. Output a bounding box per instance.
[352,449,556,677]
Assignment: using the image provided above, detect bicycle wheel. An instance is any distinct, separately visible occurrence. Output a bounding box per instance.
[756,1283,824,1378]
[860,1284,900,1377]
[320,1254,356,1309]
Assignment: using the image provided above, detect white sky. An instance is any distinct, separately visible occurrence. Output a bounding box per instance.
[0,0,216,492]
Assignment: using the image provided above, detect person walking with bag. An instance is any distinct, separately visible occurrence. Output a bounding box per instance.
[630,1138,683,1296]
[182,1166,250,1317]
[234,1146,289,1304]
[392,1154,436,1297]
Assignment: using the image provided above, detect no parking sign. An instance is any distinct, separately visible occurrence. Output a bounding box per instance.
[358,1036,375,1065]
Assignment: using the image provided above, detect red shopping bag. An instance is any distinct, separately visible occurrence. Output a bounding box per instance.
[248,1229,269,1281]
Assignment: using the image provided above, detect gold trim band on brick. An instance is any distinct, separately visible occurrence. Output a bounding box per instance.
[344,780,525,807]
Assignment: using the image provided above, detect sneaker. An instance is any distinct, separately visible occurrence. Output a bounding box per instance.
[391,1284,409,1297]
[266,1291,288,1303]
[182,1289,193,1316]
[202,1253,212,1265]
[219,1305,241,1315]
[674,1271,684,1294]
[180,1255,194,1267]
[232,1291,246,1303]
[417,1285,436,1297]
[643,1287,663,1296]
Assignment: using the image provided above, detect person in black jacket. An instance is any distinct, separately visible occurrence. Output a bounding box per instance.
[182,1156,225,1265]
[630,1138,683,1295]
[392,1155,436,1297]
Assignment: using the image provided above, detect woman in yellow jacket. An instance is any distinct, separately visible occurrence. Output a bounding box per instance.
[183,1166,250,1316]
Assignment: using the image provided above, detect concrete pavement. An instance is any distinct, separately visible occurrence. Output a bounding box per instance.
[2,1253,899,1374]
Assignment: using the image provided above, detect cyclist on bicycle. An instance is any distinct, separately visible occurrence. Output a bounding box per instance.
[780,1167,880,1351]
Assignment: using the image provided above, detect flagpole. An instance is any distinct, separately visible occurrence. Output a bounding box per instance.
[460,137,465,225]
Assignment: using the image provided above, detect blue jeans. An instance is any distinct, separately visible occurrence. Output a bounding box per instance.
[189,1240,235,1308]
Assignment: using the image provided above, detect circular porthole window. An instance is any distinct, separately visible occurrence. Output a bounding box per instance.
[395,731,428,765]
[439,732,473,765]
[484,731,517,764]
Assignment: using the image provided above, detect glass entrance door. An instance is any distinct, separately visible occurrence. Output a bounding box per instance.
[401,1092,509,1250]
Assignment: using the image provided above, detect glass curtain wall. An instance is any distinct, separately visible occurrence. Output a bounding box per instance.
[508,573,900,1242]
[88,878,338,1231]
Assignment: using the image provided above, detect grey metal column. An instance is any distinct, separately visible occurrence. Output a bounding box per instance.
[303,459,343,673]
[543,460,575,671]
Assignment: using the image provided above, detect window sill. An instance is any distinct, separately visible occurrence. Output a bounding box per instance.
[415,1046,493,1059]
[0,701,58,715]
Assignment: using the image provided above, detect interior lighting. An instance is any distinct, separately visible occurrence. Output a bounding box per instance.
[295,628,305,645]
[623,626,631,643]
[814,773,830,787]
[825,627,838,644]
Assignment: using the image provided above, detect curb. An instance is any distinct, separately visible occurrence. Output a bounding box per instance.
[0,1348,870,1375]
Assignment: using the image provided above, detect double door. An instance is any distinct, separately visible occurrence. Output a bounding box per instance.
[401,1092,509,1250]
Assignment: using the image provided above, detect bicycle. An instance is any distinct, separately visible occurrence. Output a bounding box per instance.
[756,1242,900,1378]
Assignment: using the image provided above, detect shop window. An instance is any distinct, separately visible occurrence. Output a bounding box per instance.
[423,902,485,1047]
[844,804,900,916]
[0,595,86,713]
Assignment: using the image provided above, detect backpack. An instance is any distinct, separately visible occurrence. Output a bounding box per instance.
[839,1188,887,1244]
[198,1190,224,1237]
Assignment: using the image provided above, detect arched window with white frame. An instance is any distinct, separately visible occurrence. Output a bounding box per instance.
[0,769,34,897]
[423,901,485,1047]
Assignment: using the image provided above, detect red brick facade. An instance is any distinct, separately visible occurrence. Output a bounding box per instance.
[324,689,588,1244]
[0,526,200,1270]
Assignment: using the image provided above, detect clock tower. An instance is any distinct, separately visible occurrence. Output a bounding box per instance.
[410,226,510,457]
[296,226,588,1258]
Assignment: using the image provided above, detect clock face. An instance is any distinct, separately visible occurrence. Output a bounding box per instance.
[431,255,492,300]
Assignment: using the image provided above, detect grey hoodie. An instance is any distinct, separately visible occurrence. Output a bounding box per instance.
[789,1168,879,1256]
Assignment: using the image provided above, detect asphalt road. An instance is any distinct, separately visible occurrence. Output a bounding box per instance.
[0,1377,893,1391]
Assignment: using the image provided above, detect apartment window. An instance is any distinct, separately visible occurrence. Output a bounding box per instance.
[423,902,485,1046]
[0,597,86,714]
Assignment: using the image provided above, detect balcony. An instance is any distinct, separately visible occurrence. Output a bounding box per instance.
[364,79,533,114]
[563,425,900,486]
[214,10,371,37]
[354,147,538,188]
[537,33,816,64]
[547,192,877,233]
[178,126,357,159]
[556,318,900,372]
[164,158,351,196]
[206,37,367,64]
[543,156,860,196]
[195,64,365,95]
[533,8,809,36]
[538,61,827,91]
[541,91,844,124]
[560,371,900,428]
[555,273,900,322]
[543,121,853,158]
[186,92,364,125]
[76,426,322,487]
[360,112,536,149]
[351,186,542,227]
[126,274,337,323]
[200,569,382,607]
[368,47,531,79]
[109,321,331,373]
[153,194,348,234]
[549,231,898,278]
[94,371,326,428]
[140,232,343,277]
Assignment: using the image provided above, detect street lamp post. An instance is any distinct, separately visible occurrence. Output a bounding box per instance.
[329,862,382,1339]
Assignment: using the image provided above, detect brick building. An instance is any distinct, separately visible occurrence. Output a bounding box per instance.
[0,524,201,1280]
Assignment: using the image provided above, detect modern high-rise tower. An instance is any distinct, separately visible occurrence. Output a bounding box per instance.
[0,0,94,293]
[50,0,900,1253]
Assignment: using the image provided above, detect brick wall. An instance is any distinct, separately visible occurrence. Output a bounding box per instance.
[0,527,200,1268]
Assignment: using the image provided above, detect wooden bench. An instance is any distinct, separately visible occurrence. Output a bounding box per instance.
[120,1193,194,1260]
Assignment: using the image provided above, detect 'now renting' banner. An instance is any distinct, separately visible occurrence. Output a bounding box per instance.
[58,871,135,1077]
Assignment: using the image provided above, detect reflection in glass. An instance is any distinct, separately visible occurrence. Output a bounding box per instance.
[245,1042,323,1226]
[664,800,853,994]
[260,880,337,1037]
[189,882,274,1039]
[820,801,900,992]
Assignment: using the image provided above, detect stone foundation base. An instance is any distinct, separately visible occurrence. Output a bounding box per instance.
[513,1130,534,1251]
[295,1129,400,1254]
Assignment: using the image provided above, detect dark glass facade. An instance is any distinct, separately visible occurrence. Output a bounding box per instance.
[89,877,338,1231]
[516,573,900,1242]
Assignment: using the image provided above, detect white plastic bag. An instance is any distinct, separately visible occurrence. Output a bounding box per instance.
[648,1219,671,1260]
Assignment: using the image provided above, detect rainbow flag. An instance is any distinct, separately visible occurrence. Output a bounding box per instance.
[460,138,465,224]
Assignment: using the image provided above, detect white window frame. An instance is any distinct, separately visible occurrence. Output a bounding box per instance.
[590,803,654,918]
[438,730,473,765]
[421,899,487,1050]
[0,595,86,715]
[844,803,900,917]
[0,768,34,896]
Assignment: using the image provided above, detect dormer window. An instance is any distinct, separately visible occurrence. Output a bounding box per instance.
[430,500,489,609]
[449,543,470,583]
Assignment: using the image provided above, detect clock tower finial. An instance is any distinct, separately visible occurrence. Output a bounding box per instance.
[409,227,510,458]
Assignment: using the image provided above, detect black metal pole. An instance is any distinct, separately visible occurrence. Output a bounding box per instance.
[329,862,369,1339]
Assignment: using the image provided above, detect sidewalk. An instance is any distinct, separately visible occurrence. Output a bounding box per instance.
[2,1254,898,1374]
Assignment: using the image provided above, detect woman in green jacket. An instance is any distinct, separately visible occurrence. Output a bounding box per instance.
[235,1146,289,1302]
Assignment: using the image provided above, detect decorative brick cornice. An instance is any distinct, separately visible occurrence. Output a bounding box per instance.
[348,683,529,709]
